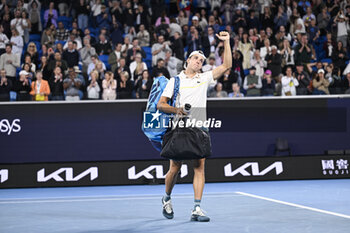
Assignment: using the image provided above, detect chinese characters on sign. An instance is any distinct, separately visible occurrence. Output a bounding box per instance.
[322,159,349,175]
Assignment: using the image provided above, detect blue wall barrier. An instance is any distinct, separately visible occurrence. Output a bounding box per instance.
[0,96,349,164]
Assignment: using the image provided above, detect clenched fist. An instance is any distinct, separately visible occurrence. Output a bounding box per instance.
[216,31,230,41]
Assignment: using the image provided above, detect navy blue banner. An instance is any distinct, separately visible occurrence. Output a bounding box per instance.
[1,155,349,188]
[0,97,350,164]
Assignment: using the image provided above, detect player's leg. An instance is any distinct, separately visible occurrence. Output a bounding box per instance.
[162,159,182,219]
[193,158,205,200]
[165,160,182,195]
[191,158,210,222]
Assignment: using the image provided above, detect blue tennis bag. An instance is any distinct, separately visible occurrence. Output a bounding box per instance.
[142,76,180,152]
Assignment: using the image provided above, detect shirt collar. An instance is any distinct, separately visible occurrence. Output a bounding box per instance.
[179,70,200,79]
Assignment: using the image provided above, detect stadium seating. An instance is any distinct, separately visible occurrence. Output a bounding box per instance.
[9,91,17,101]
[29,34,41,42]
[99,55,110,70]
[58,16,72,30]
[142,46,152,69]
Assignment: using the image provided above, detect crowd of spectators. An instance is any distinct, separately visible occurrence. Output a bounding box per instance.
[1,0,350,102]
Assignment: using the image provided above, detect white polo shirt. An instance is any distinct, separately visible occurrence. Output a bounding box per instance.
[162,70,213,123]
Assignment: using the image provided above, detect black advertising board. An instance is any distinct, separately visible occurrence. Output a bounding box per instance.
[1,155,349,188]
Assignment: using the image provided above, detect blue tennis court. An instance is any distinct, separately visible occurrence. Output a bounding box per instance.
[1,179,349,233]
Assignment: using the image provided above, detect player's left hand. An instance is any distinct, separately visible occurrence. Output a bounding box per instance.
[216,31,230,41]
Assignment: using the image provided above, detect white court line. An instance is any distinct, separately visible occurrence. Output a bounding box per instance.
[0,193,241,204]
[236,191,350,220]
[0,191,239,202]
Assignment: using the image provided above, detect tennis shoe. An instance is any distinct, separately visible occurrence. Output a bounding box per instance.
[162,197,174,219]
[190,206,210,222]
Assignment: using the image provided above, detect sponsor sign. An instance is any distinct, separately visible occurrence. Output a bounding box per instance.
[1,155,349,188]
[0,119,21,135]
[321,159,349,176]
[0,169,8,183]
[37,167,98,182]
[128,164,188,179]
[224,162,283,177]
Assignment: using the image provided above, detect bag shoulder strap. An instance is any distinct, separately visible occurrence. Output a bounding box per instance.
[171,76,180,107]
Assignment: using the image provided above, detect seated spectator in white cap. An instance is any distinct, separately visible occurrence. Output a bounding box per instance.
[15,70,32,101]
[63,67,82,101]
[312,69,330,95]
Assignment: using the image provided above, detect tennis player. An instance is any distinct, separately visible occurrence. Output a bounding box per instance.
[157,31,232,222]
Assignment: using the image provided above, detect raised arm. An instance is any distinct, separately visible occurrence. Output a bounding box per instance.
[212,31,232,80]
